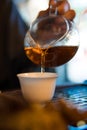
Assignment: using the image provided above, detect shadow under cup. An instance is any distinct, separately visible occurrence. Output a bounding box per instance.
[17,72,58,103]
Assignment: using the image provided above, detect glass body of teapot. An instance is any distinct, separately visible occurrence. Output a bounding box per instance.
[24,15,79,68]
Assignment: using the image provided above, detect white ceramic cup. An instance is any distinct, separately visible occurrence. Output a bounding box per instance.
[17,72,58,103]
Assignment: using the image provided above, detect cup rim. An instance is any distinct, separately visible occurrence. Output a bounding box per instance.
[17,72,58,79]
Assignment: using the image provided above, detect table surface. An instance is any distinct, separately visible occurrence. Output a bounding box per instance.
[0,84,87,129]
[55,83,87,110]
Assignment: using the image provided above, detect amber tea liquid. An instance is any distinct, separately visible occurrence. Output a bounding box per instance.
[24,46,78,68]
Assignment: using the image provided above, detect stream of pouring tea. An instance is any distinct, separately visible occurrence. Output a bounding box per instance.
[40,47,49,73]
[41,51,45,73]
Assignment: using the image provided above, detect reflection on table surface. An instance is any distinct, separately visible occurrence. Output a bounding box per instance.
[55,84,87,110]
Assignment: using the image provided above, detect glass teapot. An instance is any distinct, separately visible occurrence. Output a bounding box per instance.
[24,0,79,69]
